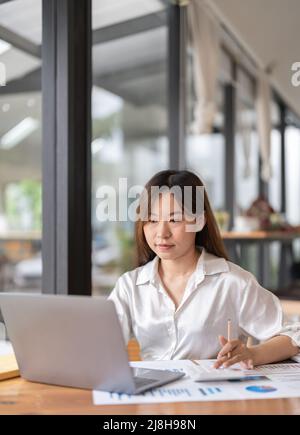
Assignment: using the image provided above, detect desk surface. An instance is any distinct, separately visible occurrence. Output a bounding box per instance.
[221,230,300,241]
[0,377,300,415]
[0,230,41,241]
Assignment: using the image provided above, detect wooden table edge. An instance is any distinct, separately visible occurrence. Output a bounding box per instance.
[1,377,300,415]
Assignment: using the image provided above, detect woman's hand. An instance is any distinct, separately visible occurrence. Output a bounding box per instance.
[213,335,254,369]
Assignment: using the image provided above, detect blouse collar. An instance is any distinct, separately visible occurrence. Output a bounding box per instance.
[136,247,229,286]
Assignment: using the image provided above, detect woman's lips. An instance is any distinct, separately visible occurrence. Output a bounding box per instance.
[155,244,175,251]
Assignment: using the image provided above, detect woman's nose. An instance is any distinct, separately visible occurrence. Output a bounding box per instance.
[156,221,171,238]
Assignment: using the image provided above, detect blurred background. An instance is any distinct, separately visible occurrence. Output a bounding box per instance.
[0,0,300,324]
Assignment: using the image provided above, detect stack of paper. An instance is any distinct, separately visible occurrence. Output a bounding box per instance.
[92,360,300,405]
[0,353,20,381]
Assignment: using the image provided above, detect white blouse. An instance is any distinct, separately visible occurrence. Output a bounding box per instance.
[108,248,300,361]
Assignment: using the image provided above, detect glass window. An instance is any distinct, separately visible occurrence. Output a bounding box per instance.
[269,129,281,212]
[235,69,258,216]
[269,100,281,212]
[186,132,225,210]
[0,0,41,44]
[268,102,282,290]
[235,102,259,213]
[93,0,164,29]
[286,124,300,262]
[186,46,226,210]
[0,0,42,294]
[286,125,300,226]
[91,0,169,295]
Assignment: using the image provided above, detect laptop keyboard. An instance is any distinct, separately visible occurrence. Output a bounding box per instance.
[134,376,157,389]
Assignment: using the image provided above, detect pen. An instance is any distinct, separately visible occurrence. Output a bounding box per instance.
[247,336,253,347]
[227,318,232,359]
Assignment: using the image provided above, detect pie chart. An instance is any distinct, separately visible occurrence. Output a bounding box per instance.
[246,385,277,393]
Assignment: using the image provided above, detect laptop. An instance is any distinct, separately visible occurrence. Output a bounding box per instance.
[0,293,184,394]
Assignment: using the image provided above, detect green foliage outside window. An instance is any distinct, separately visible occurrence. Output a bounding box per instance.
[5,180,42,231]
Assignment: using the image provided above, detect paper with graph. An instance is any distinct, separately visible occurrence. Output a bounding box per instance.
[92,360,300,405]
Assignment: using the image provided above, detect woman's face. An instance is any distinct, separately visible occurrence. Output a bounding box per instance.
[143,192,201,260]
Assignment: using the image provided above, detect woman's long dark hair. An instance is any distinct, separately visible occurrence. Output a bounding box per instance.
[135,170,228,266]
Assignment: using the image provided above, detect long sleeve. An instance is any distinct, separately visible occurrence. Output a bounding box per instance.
[108,275,133,345]
[238,274,300,349]
[279,323,300,347]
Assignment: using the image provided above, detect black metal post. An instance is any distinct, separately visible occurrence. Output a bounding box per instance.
[279,103,286,213]
[168,2,187,170]
[42,0,92,295]
[224,83,236,230]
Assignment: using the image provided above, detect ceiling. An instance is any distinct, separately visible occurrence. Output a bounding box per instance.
[210,0,300,117]
[1,0,299,115]
[0,0,299,186]
[0,0,168,185]
[0,0,164,44]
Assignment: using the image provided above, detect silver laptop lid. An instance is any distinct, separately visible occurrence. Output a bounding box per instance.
[0,293,135,392]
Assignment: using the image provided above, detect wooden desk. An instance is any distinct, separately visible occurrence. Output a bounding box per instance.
[1,341,300,415]
[221,230,300,241]
[0,231,41,260]
[1,376,300,415]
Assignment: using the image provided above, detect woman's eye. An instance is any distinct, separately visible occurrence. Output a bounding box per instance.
[148,218,181,223]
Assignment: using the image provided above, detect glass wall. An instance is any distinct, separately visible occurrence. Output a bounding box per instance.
[286,125,300,227]
[0,0,42,295]
[91,0,169,295]
[235,103,259,214]
[268,101,282,289]
[269,100,281,212]
[186,47,227,211]
[186,130,225,210]
[234,69,259,217]
[0,0,298,300]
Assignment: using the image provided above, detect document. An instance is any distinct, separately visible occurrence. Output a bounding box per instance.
[0,340,13,357]
[245,362,300,382]
[92,360,300,406]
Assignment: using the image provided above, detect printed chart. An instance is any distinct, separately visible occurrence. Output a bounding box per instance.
[93,360,300,406]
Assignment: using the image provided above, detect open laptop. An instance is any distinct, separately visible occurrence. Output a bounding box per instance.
[0,293,184,394]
